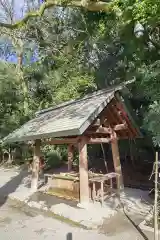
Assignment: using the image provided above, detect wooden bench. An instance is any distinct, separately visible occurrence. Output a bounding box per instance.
[89,172,120,206]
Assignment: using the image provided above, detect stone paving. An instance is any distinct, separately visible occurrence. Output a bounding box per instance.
[0,166,155,239]
[0,200,149,240]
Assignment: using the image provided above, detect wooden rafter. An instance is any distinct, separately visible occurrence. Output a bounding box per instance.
[86,123,127,135]
[113,98,137,138]
[105,104,119,126]
[103,98,136,139]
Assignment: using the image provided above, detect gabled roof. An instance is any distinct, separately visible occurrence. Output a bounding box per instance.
[4,83,141,143]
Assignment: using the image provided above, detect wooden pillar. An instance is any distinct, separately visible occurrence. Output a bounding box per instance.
[78,138,90,205]
[68,144,74,171]
[31,139,41,191]
[111,136,124,191]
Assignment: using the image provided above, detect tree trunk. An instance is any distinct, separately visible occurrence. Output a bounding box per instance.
[17,53,29,116]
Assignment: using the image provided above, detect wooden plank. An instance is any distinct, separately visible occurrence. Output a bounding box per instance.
[89,172,119,182]
[115,93,142,137]
[31,139,41,191]
[68,144,74,171]
[78,137,90,205]
[111,133,124,190]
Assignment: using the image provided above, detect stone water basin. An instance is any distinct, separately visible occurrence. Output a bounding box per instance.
[46,172,104,201]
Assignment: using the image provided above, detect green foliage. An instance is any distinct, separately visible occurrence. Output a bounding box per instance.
[0,62,22,138]
[45,151,62,169]
[132,0,160,23]
[144,102,160,146]
[42,145,67,168]
[0,0,160,155]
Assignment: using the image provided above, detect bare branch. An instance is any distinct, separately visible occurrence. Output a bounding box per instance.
[0,0,117,30]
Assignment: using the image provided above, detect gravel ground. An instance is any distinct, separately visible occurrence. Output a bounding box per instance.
[0,166,154,239]
[0,200,149,240]
[0,200,110,240]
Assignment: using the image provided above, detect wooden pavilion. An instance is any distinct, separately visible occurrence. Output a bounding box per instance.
[4,84,142,206]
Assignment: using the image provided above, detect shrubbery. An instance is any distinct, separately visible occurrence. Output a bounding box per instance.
[42,145,67,169]
[45,150,62,169]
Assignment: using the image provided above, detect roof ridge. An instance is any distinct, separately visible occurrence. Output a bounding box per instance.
[35,88,112,116]
[35,81,133,116]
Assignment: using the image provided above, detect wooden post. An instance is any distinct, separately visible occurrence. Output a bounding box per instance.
[68,145,74,171]
[78,137,90,205]
[31,139,41,191]
[111,135,124,191]
[154,152,158,240]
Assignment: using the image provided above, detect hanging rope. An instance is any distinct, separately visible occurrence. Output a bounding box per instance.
[100,143,108,173]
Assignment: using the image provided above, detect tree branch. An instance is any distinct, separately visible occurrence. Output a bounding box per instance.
[0,0,116,29]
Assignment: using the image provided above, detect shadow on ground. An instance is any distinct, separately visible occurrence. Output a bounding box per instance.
[0,167,28,207]
[100,211,150,240]
[29,191,78,208]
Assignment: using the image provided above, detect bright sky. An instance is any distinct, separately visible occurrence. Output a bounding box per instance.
[0,0,42,63]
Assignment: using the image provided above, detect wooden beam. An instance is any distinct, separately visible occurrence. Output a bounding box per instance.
[68,144,74,171]
[92,118,101,126]
[114,123,127,131]
[86,124,127,135]
[87,126,111,134]
[45,136,111,145]
[78,137,90,205]
[111,132,124,191]
[88,137,111,144]
[31,139,41,191]
[45,138,79,145]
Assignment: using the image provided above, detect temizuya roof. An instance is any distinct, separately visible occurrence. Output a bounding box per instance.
[4,84,141,143]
